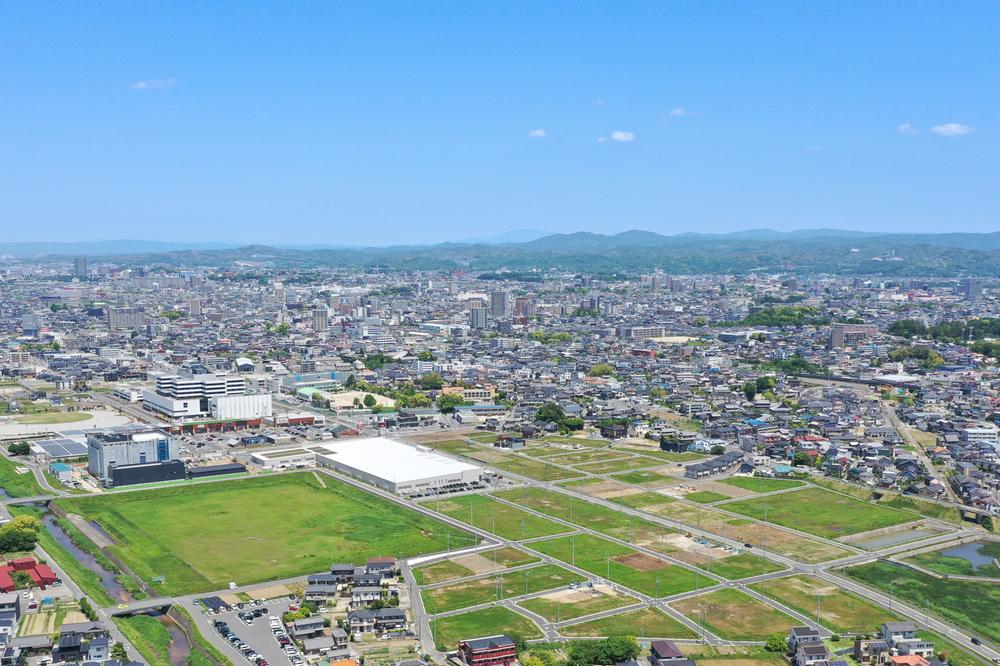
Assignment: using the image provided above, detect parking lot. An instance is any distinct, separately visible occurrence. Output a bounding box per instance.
[200,597,303,666]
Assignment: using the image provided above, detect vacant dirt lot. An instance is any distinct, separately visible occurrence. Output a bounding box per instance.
[613,552,670,571]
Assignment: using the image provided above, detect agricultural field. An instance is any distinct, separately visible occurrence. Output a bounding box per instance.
[719,477,804,493]
[430,607,542,650]
[750,574,897,633]
[559,607,698,639]
[844,561,1000,645]
[413,547,539,585]
[723,487,916,539]
[490,457,583,481]
[617,492,852,563]
[672,588,797,640]
[55,473,474,596]
[494,487,681,554]
[422,494,569,540]
[907,541,1000,578]
[421,563,585,614]
[519,585,637,621]
[530,533,708,597]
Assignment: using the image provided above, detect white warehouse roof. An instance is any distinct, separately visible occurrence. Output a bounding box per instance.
[311,436,480,484]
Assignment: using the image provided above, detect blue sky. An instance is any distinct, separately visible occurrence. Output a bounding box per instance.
[1,2,996,245]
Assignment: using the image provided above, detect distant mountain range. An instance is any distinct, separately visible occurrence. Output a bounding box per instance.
[4,228,1000,276]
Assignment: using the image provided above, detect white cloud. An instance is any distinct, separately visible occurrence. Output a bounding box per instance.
[130,78,176,91]
[668,107,696,117]
[897,123,919,134]
[931,123,974,137]
[527,128,547,138]
[610,130,635,142]
[597,136,606,143]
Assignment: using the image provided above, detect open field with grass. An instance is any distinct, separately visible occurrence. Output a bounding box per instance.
[422,563,585,614]
[675,648,786,666]
[907,541,1000,578]
[720,477,804,493]
[559,606,698,638]
[724,487,916,539]
[0,454,44,497]
[413,547,539,585]
[14,411,93,425]
[113,615,174,666]
[530,533,708,597]
[542,436,611,447]
[422,493,569,540]
[685,491,729,504]
[55,472,474,596]
[545,450,633,465]
[613,446,705,462]
[573,456,662,475]
[430,607,542,650]
[692,552,786,580]
[423,439,480,457]
[469,433,498,443]
[610,469,677,485]
[617,492,852,563]
[494,487,681,554]
[519,585,637,621]
[750,574,897,633]
[672,588,797,640]
[490,456,583,481]
[844,561,1000,644]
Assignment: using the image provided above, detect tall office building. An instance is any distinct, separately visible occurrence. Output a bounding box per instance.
[490,291,510,318]
[189,298,202,317]
[312,308,329,332]
[469,307,488,330]
[514,297,536,317]
[106,307,146,332]
[959,278,984,300]
[73,257,88,278]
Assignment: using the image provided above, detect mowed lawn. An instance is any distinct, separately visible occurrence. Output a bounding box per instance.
[493,487,681,554]
[719,477,803,493]
[430,607,542,650]
[422,494,569,540]
[491,457,582,481]
[530,533,709,597]
[672,588,797,640]
[560,607,698,638]
[723,487,916,539]
[422,564,584,614]
[56,473,474,596]
[750,574,897,634]
[0,454,45,497]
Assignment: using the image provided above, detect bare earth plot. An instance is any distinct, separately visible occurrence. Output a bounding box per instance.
[519,584,638,621]
[421,563,585,614]
[413,547,540,585]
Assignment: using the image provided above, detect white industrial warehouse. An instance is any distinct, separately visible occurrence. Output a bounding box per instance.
[251,436,482,493]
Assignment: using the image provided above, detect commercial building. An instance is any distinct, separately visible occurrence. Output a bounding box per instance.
[73,257,88,278]
[489,291,509,318]
[208,393,273,420]
[106,307,146,331]
[831,323,878,348]
[616,325,666,340]
[110,460,187,487]
[143,371,272,420]
[87,428,180,484]
[469,307,488,330]
[312,308,329,332]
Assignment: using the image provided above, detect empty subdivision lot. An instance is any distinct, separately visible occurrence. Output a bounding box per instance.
[750,574,897,633]
[412,547,539,585]
[421,493,570,540]
[718,477,804,493]
[430,607,542,650]
[519,584,638,621]
[490,456,583,481]
[618,492,851,563]
[609,469,680,486]
[559,606,698,638]
[544,449,631,465]
[672,588,797,640]
[495,487,683,556]
[54,472,474,596]
[572,456,664,475]
[723,487,917,539]
[421,563,585,614]
[530,533,709,597]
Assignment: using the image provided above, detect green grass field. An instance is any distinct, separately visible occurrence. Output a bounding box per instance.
[546,450,633,465]
[422,564,585,614]
[494,486,680,553]
[724,487,916,539]
[613,447,705,462]
[907,541,1000,578]
[697,552,786,580]
[413,547,539,585]
[559,606,698,638]
[422,493,569,540]
[685,491,729,504]
[672,588,797,640]
[750,574,897,633]
[844,561,1000,644]
[530,533,709,597]
[519,586,637,621]
[573,457,661,474]
[55,472,474,596]
[610,469,675,485]
[720,477,804,493]
[0,454,44,497]
[14,411,92,425]
[113,615,174,666]
[491,457,583,481]
[430,607,542,650]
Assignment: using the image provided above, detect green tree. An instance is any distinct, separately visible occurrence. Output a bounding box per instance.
[344,374,357,389]
[535,402,565,423]
[11,571,32,589]
[110,643,128,660]
[742,381,757,401]
[417,351,435,361]
[7,441,30,456]
[437,393,471,413]
[982,516,994,531]
[589,363,615,377]
[363,394,377,409]
[765,632,788,653]
[419,373,444,390]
